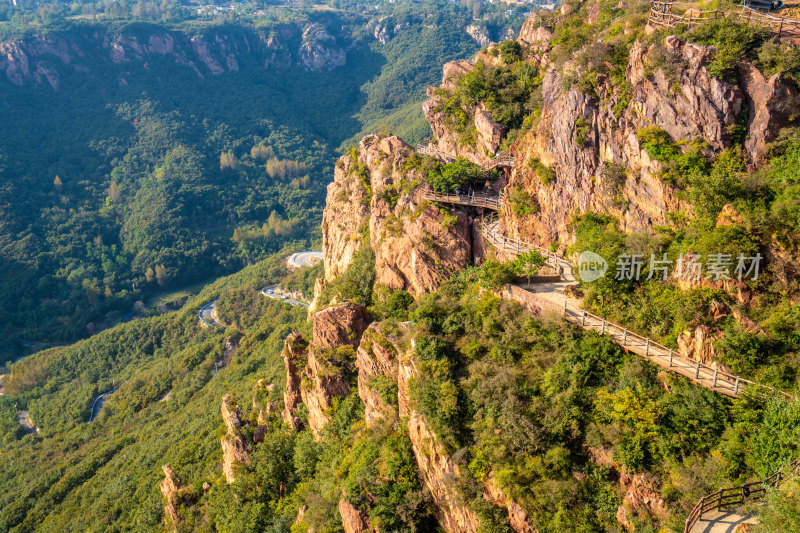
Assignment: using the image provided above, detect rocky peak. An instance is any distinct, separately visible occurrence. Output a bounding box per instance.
[281,331,308,430]
[220,394,250,483]
[160,465,188,532]
[316,134,476,309]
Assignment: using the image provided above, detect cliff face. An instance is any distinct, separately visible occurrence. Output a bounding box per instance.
[317,134,476,307]
[220,394,250,484]
[281,303,368,438]
[397,352,481,533]
[356,323,401,425]
[0,22,352,90]
[160,465,184,532]
[422,19,799,248]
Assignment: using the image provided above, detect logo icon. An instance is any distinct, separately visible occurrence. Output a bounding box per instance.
[577,251,608,282]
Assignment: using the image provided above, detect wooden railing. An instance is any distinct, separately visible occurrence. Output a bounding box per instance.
[421,186,504,211]
[416,142,457,162]
[648,1,725,28]
[480,213,575,281]
[416,143,516,172]
[503,283,791,400]
[739,6,800,38]
[647,0,800,37]
[684,458,800,532]
[483,153,516,171]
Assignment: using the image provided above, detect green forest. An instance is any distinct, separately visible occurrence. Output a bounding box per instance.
[0,15,479,359]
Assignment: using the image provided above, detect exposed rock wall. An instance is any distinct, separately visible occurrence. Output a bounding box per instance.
[316,134,475,307]
[422,22,800,249]
[338,499,373,533]
[0,22,352,90]
[282,332,308,430]
[220,394,250,484]
[356,323,401,424]
[398,353,481,533]
[482,472,537,533]
[587,446,669,530]
[160,465,184,532]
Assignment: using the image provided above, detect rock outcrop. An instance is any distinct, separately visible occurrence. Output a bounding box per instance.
[338,499,373,533]
[398,353,481,533]
[316,135,476,307]
[0,21,352,89]
[300,305,366,437]
[160,465,185,532]
[483,473,537,533]
[422,30,800,248]
[587,446,669,530]
[220,394,250,484]
[282,332,308,430]
[281,303,368,438]
[356,323,401,424]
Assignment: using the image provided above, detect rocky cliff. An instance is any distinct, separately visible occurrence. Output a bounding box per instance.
[315,134,477,309]
[397,351,481,533]
[356,323,401,425]
[421,14,799,249]
[220,394,250,484]
[0,21,352,90]
[281,303,368,438]
[160,465,185,532]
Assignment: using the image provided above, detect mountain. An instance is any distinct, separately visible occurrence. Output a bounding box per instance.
[3,0,800,532]
[0,13,480,358]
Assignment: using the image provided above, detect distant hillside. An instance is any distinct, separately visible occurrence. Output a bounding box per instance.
[0,14,480,358]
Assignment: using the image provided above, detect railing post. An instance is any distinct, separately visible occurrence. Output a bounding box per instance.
[645,338,650,356]
[582,309,586,326]
[695,360,701,379]
[601,318,606,334]
[622,328,627,345]
[713,367,718,388]
[563,300,567,317]
[735,376,740,395]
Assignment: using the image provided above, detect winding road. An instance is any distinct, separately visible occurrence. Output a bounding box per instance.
[198,300,220,327]
[89,388,118,422]
[260,285,310,309]
[287,251,323,269]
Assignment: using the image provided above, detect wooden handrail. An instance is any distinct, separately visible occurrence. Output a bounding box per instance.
[684,458,800,532]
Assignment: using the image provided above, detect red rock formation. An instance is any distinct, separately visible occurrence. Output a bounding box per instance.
[398,354,481,533]
[338,499,372,533]
[160,465,184,532]
[314,134,475,309]
[220,394,250,484]
[281,332,308,430]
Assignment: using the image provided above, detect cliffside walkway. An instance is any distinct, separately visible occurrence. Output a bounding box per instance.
[648,0,800,39]
[421,186,504,211]
[419,186,789,400]
[685,458,800,532]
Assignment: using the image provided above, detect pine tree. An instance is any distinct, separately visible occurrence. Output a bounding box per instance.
[54,175,63,193]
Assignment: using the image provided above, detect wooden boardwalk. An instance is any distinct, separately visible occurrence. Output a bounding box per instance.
[419,179,790,400]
